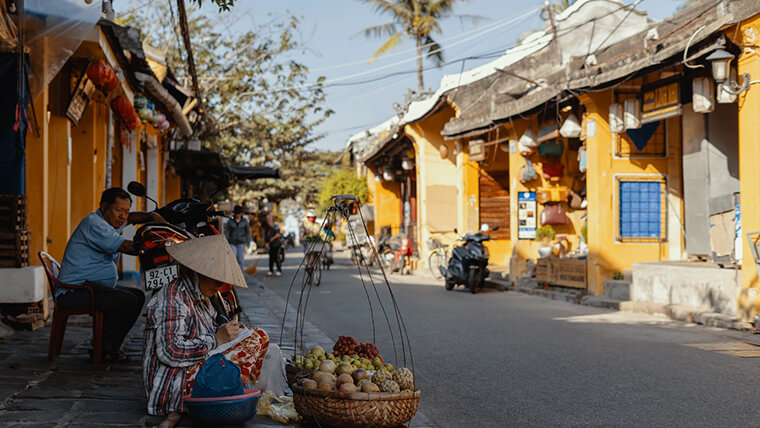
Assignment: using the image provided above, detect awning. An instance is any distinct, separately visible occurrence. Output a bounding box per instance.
[170,149,279,190]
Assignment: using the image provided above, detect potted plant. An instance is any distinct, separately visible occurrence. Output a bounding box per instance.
[535,225,556,258]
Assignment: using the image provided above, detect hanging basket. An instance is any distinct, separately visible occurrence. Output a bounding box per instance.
[280,194,419,427]
[291,384,420,428]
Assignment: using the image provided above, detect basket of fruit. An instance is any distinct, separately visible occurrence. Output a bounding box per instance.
[280,195,419,427]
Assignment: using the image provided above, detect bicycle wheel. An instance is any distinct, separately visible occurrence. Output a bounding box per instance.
[314,260,322,286]
[428,250,444,279]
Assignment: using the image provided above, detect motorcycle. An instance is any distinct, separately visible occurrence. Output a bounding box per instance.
[126,181,242,321]
[377,231,411,273]
[439,224,499,294]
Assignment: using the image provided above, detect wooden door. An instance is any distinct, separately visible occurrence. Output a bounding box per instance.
[479,169,510,240]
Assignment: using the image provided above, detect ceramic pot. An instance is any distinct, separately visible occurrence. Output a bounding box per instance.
[538,246,552,258]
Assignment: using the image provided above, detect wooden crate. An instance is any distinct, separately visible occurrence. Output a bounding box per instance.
[0,229,30,268]
[0,194,26,233]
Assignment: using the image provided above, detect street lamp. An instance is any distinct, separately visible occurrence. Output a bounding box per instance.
[705,48,733,83]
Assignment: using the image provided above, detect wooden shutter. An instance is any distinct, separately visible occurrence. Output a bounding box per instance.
[479,170,510,240]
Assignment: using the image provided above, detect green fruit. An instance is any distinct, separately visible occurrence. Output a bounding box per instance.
[372,357,382,366]
[310,346,326,357]
[318,355,326,361]
[327,353,335,360]
[384,364,393,371]
[305,361,314,369]
[342,355,351,362]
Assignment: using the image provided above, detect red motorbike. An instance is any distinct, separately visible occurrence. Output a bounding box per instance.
[127,181,241,321]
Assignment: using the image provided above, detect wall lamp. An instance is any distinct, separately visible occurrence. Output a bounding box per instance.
[706,47,750,96]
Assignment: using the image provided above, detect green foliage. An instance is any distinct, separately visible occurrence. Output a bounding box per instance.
[189,0,236,12]
[317,169,369,211]
[535,225,556,243]
[122,3,335,204]
[358,0,479,90]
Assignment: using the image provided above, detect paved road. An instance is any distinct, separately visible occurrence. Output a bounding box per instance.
[261,246,760,427]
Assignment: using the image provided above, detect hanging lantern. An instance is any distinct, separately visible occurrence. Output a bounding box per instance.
[705,48,733,84]
[383,169,394,181]
[518,129,537,148]
[86,60,119,94]
[559,113,582,138]
[401,149,414,170]
[608,103,624,133]
[692,77,714,113]
[439,143,449,159]
[623,99,641,130]
[111,95,139,131]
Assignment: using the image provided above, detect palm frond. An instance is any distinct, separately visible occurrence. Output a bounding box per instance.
[360,0,413,21]
[448,13,489,28]
[424,36,444,66]
[428,0,458,17]
[369,32,404,63]
[354,22,399,39]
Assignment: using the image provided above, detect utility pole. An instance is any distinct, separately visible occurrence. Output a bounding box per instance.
[176,0,203,123]
[544,1,563,64]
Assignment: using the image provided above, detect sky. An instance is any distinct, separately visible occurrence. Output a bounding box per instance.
[116,0,685,152]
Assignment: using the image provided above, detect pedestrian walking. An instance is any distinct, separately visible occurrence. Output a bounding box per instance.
[224,205,250,269]
[264,215,283,276]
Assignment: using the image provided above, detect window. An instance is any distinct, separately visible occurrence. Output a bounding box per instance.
[614,120,666,158]
[616,177,667,242]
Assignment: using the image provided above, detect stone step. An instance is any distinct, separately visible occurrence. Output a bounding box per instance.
[603,279,630,301]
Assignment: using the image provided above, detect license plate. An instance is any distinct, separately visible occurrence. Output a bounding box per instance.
[144,265,178,290]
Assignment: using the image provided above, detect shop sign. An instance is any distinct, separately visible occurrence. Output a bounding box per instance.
[642,78,681,124]
[469,139,485,162]
[536,258,587,289]
[66,74,96,126]
[517,192,537,239]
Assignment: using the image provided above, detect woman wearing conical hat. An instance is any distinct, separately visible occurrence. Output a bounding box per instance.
[142,235,270,427]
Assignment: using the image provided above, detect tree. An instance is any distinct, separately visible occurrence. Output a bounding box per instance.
[317,168,369,211]
[121,4,334,204]
[358,0,472,92]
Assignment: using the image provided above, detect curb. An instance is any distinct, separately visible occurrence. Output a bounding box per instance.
[485,277,754,333]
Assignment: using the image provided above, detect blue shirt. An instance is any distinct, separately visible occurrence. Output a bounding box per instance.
[56,210,127,298]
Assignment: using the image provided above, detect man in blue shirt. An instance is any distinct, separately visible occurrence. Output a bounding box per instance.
[57,187,163,363]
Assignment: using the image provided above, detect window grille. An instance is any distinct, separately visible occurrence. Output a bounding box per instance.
[616,177,667,242]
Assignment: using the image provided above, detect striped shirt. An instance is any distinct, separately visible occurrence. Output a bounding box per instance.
[142,273,219,416]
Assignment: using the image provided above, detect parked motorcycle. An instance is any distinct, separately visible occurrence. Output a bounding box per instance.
[377,231,411,274]
[439,224,499,294]
[126,181,242,321]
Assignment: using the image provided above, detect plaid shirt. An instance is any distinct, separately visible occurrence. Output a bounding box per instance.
[142,273,219,416]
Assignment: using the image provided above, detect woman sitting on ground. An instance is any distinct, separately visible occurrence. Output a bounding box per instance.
[142,234,269,427]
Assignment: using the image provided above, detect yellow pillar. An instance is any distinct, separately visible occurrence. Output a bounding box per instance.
[26,89,49,263]
[457,150,479,235]
[94,104,108,197]
[735,15,760,318]
[579,91,613,295]
[70,107,98,231]
[46,116,71,261]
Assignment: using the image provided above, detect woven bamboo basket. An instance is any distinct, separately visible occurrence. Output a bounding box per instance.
[291,384,420,428]
[281,195,419,427]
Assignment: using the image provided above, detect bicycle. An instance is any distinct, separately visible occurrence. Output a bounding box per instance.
[427,237,450,280]
[304,249,322,286]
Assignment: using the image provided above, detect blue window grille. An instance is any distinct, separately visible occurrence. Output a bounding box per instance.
[617,178,666,242]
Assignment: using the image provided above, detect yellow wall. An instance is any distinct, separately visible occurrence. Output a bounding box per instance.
[457,151,479,235]
[70,106,100,231]
[405,106,458,265]
[46,116,71,261]
[580,88,682,294]
[733,15,760,319]
[373,180,401,237]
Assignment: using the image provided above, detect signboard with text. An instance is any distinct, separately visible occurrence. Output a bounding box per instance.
[642,78,681,124]
[517,192,537,239]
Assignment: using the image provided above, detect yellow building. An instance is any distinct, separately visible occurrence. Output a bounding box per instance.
[0,12,195,312]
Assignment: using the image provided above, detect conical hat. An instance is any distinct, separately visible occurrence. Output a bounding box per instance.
[166,234,247,288]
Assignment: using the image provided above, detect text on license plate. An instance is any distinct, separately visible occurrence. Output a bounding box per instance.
[145,265,178,290]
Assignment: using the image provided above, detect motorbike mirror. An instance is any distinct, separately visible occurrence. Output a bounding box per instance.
[127,181,147,197]
[492,225,500,231]
[480,224,490,232]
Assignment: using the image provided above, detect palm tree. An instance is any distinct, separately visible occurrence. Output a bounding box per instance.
[358,0,469,92]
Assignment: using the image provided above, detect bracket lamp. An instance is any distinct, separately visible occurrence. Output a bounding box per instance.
[705,47,751,96]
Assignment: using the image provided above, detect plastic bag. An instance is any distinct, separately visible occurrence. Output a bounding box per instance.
[256,391,301,424]
[253,343,286,396]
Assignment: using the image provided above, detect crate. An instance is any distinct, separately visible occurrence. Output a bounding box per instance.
[0,194,26,233]
[0,229,30,268]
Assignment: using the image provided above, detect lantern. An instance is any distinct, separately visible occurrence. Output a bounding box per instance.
[86,60,119,94]
[608,103,624,133]
[705,48,733,84]
[110,95,139,131]
[692,77,714,113]
[623,99,641,130]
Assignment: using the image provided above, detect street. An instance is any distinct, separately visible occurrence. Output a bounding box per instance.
[261,247,760,427]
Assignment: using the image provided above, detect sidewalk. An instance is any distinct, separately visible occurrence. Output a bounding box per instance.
[0,273,432,427]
